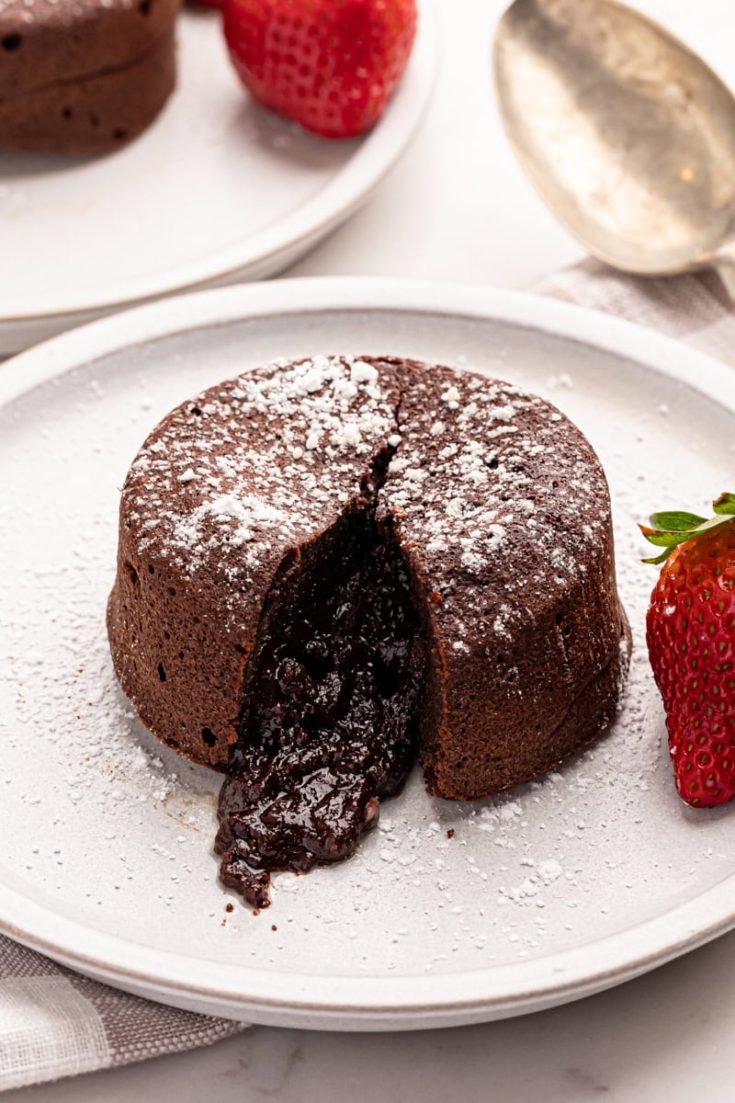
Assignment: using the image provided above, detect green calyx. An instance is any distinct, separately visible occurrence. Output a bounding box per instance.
[639,492,735,565]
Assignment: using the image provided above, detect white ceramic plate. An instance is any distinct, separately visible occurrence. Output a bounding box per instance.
[0,9,436,356]
[1,278,735,1031]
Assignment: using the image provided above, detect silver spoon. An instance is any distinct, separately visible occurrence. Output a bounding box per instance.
[493,0,735,292]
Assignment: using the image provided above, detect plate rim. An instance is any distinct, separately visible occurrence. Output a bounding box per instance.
[0,3,438,325]
[3,276,735,1028]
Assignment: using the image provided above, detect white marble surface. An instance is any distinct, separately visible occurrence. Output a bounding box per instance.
[8,0,735,1098]
[5,930,735,1101]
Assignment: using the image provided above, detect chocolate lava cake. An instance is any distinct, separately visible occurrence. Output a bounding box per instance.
[108,355,630,907]
[0,0,179,154]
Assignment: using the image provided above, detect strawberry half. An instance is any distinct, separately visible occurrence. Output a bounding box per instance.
[222,0,417,139]
[642,493,735,807]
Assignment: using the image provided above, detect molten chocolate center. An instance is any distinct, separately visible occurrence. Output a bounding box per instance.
[215,506,427,909]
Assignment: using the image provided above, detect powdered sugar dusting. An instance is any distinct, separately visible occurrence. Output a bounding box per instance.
[384,365,612,660]
[1,534,220,921]
[111,355,633,942]
[124,357,609,658]
[124,355,396,629]
[2,321,734,985]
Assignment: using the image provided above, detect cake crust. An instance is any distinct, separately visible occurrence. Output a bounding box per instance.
[0,0,179,154]
[107,355,630,803]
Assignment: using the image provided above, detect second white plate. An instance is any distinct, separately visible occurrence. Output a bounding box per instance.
[1,279,735,1030]
[0,7,436,354]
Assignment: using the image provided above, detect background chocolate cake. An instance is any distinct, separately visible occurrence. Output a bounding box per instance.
[0,0,180,154]
[108,355,630,905]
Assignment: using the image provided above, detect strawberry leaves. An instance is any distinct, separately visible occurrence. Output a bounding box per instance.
[648,511,706,531]
[640,494,735,564]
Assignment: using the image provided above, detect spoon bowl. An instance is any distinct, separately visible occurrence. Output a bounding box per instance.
[493,0,735,277]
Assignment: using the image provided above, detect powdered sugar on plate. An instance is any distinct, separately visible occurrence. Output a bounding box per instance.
[1,303,734,1017]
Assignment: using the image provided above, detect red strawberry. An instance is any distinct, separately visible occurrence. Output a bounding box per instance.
[222,0,417,139]
[642,493,735,807]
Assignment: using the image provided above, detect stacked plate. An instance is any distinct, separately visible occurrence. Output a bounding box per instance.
[0,6,437,354]
[2,280,735,1028]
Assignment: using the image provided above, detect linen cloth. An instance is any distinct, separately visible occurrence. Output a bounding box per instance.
[0,937,244,1091]
[537,260,735,363]
[2,260,733,1093]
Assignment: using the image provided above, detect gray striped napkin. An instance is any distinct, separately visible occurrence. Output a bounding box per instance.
[1,262,733,1093]
[537,259,735,364]
[0,937,243,1091]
